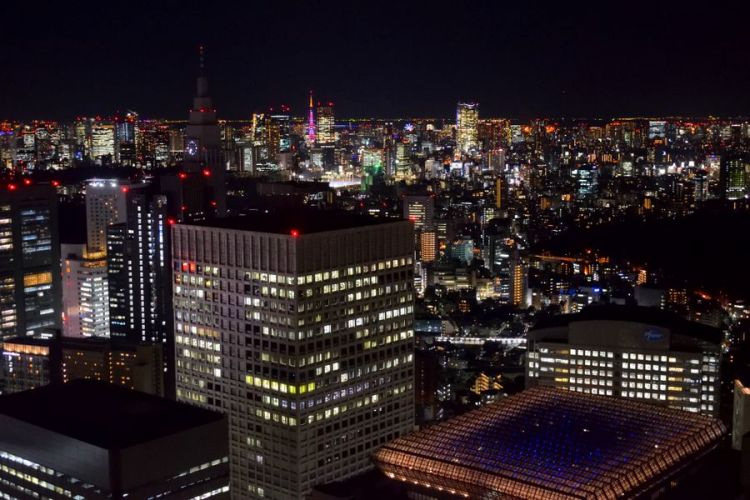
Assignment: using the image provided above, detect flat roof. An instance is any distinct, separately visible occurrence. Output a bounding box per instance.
[373,386,725,499]
[180,208,405,235]
[530,305,722,344]
[0,380,223,449]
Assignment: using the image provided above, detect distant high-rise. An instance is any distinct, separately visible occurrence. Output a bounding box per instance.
[456,102,479,156]
[173,209,415,498]
[183,46,226,217]
[85,179,128,254]
[115,111,137,165]
[316,101,335,146]
[720,154,748,200]
[402,194,434,232]
[90,120,115,162]
[0,183,61,339]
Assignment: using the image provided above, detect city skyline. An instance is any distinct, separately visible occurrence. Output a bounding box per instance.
[2,2,750,120]
[2,4,750,498]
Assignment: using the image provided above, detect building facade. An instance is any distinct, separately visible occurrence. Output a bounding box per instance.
[61,243,110,338]
[526,306,722,416]
[85,179,128,254]
[0,183,60,339]
[106,184,171,344]
[173,211,415,498]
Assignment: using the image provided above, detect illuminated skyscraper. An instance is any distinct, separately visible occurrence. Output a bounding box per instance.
[316,101,335,146]
[173,209,415,498]
[91,120,115,162]
[115,111,137,165]
[720,154,748,200]
[61,243,109,338]
[456,102,479,156]
[106,184,171,345]
[0,183,61,339]
[85,179,129,254]
[402,194,434,232]
[183,46,226,216]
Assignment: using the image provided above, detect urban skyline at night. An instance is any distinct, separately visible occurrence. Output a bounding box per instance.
[1,2,750,499]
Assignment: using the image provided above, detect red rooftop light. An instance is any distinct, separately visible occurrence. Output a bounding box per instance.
[179,172,188,180]
[167,218,177,225]
[202,169,211,177]
[7,184,17,191]
[51,180,60,187]
[23,179,31,186]
[290,229,300,238]
[121,186,129,193]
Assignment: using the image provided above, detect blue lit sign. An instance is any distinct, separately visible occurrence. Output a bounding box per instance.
[643,329,664,342]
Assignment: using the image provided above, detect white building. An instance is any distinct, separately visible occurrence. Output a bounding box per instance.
[173,210,415,498]
[61,243,109,338]
[526,306,721,416]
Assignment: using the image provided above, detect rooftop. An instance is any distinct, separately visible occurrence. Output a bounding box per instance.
[180,208,405,235]
[0,380,223,449]
[530,304,722,344]
[373,386,726,499]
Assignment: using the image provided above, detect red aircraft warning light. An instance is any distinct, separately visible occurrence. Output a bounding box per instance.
[290,229,300,238]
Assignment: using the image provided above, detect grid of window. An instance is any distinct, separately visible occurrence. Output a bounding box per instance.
[373,386,726,499]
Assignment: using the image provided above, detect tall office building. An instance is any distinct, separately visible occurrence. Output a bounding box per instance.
[183,46,226,217]
[115,111,137,165]
[0,183,60,339]
[85,179,128,254]
[510,253,528,307]
[306,90,316,145]
[719,154,748,200]
[402,194,434,232]
[173,209,415,498]
[107,184,171,344]
[456,102,479,156]
[0,380,229,499]
[526,306,722,416]
[316,101,335,146]
[61,243,110,338]
[90,120,116,162]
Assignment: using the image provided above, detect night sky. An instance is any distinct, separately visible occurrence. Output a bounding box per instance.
[2,1,749,120]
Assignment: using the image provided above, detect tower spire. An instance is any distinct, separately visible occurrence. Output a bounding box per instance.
[306,89,316,144]
[196,45,208,98]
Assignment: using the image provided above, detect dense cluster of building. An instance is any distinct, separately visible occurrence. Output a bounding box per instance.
[1,54,749,499]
